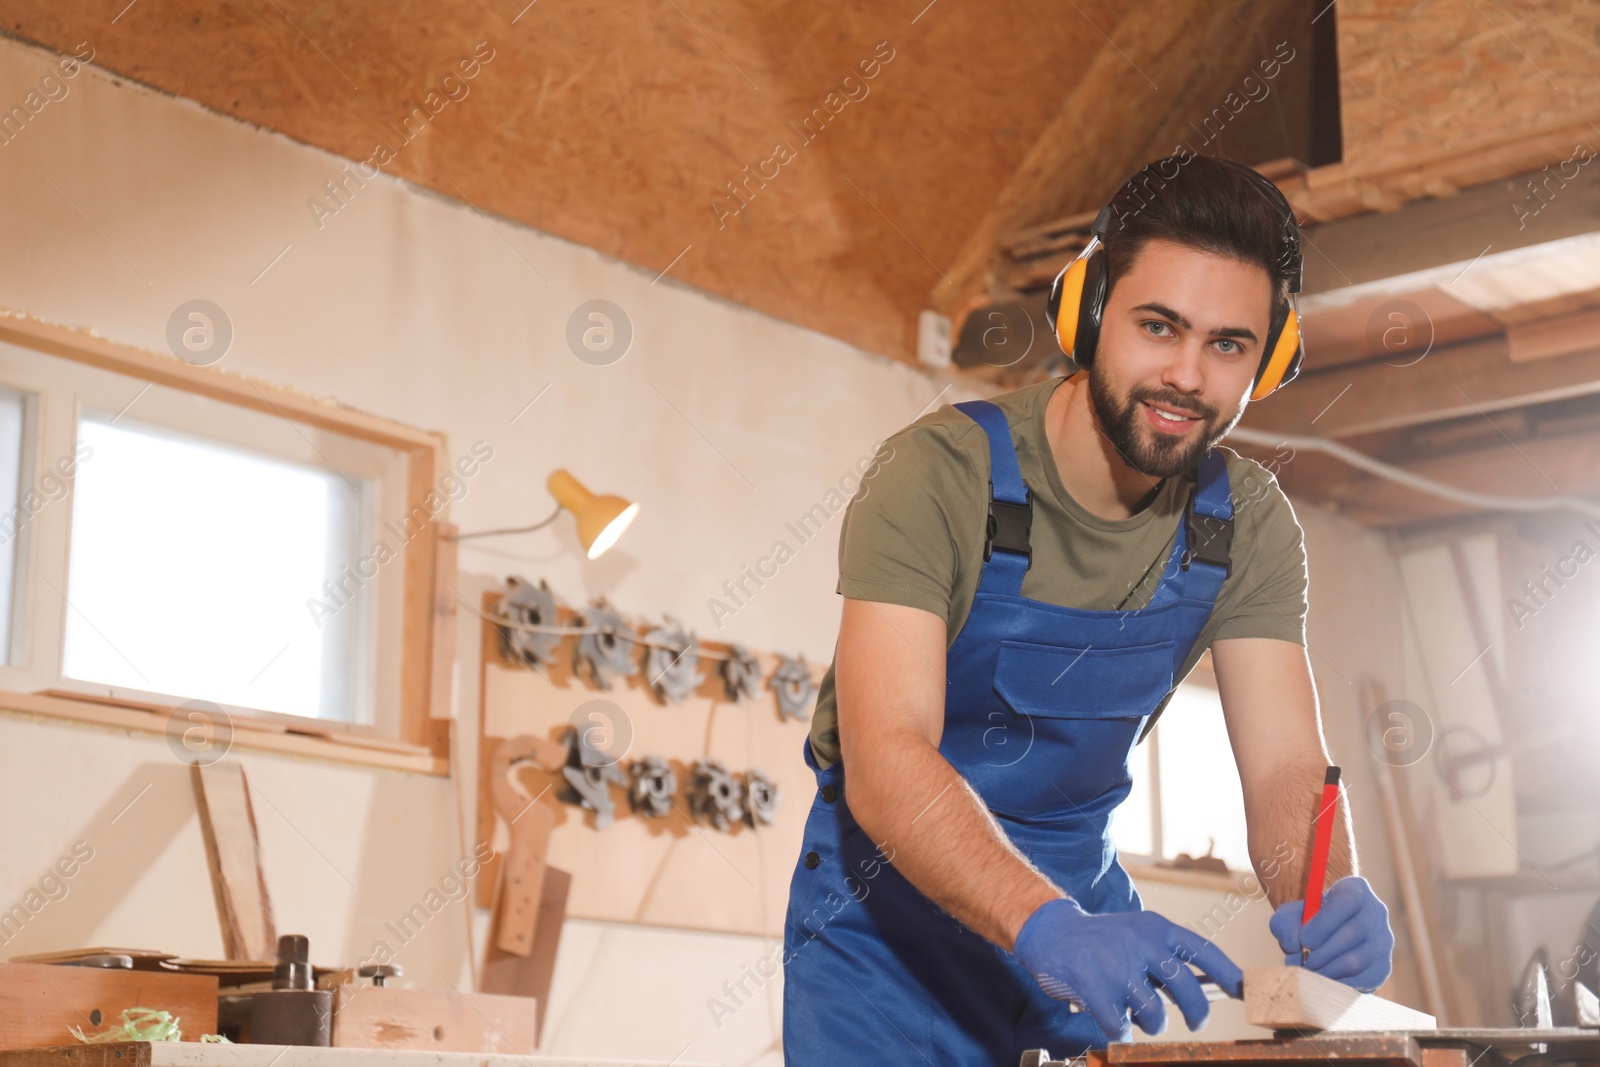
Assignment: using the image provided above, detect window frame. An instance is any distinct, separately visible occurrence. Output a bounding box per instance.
[0,313,451,774]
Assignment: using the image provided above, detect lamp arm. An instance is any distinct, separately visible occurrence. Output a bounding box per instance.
[452,502,565,540]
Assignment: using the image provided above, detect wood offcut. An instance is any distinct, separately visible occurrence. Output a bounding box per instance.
[1245,966,1438,1032]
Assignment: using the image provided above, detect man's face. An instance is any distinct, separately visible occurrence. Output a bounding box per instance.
[1088,237,1273,478]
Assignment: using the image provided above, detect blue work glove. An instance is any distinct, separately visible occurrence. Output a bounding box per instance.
[1269,876,1395,993]
[1013,897,1244,1043]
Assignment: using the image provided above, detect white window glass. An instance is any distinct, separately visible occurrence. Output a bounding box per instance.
[62,415,367,720]
[1155,684,1251,871]
[0,387,25,662]
[1112,727,1154,857]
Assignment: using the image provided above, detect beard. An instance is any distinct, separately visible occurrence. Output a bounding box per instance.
[1087,370,1243,478]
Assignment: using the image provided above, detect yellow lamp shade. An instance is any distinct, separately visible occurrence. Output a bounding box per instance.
[547,468,639,559]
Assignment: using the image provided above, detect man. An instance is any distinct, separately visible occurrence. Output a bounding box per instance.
[782,155,1396,1064]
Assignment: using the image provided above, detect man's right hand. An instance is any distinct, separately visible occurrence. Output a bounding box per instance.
[1012,898,1245,1042]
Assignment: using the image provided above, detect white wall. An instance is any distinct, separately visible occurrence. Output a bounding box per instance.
[0,34,1420,1063]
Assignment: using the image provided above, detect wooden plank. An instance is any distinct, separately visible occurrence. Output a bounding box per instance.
[1298,155,1600,295]
[0,1046,152,1067]
[397,466,439,755]
[428,522,460,728]
[1106,1034,1424,1066]
[0,964,217,1049]
[1361,679,1449,1024]
[1241,333,1600,440]
[190,762,276,962]
[1245,966,1438,1032]
[1508,308,1600,363]
[329,987,535,1054]
[526,867,569,1044]
[0,1042,721,1067]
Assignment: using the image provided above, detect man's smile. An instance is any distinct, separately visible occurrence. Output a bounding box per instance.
[1141,400,1203,435]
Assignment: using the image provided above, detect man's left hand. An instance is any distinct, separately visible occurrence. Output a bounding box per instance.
[1269,876,1394,993]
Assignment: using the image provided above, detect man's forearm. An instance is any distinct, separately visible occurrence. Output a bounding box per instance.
[1251,761,1358,908]
[847,731,1062,951]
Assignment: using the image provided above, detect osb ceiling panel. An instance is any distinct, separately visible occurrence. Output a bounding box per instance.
[2,0,1134,361]
[1337,0,1600,175]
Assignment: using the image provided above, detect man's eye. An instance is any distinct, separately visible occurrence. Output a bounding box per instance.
[1143,321,1171,337]
[1216,339,1239,354]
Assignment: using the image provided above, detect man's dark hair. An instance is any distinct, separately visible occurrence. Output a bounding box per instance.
[1099,154,1298,323]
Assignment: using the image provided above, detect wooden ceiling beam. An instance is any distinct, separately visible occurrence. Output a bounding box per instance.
[1296,157,1600,305]
[930,0,1286,329]
[1242,323,1600,440]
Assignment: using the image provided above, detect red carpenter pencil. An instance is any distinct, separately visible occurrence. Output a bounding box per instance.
[1303,766,1341,954]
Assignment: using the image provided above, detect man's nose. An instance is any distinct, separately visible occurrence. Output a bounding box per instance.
[1160,341,1206,394]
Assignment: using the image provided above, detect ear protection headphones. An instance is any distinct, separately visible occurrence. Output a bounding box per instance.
[1045,158,1305,402]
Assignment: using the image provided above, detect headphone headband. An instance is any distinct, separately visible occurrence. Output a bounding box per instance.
[1046,157,1305,401]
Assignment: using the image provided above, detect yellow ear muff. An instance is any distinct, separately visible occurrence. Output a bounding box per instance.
[1250,303,1303,401]
[1049,253,1090,359]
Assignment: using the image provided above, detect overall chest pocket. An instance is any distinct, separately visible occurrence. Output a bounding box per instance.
[963,638,1175,819]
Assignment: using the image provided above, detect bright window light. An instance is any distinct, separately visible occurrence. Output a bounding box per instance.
[1156,684,1251,871]
[63,416,367,720]
[0,387,24,662]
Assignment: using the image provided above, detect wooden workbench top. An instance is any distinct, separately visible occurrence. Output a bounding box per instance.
[0,1045,713,1067]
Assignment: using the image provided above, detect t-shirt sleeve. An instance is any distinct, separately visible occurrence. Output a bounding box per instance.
[1211,458,1308,645]
[834,421,976,621]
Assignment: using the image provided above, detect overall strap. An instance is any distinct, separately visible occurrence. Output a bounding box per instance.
[1176,449,1234,604]
[953,399,1032,598]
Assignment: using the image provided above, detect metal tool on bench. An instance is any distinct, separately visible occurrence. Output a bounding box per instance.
[249,934,332,1046]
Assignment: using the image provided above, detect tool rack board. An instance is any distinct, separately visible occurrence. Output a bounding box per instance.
[473,594,819,938]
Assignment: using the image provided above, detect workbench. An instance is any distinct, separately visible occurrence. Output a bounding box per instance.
[0,1046,712,1067]
[1029,1030,1600,1067]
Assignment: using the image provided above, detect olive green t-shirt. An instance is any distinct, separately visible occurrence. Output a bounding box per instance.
[808,375,1308,768]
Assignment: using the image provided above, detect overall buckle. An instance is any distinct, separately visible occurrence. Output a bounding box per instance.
[1181,496,1233,577]
[984,487,1033,563]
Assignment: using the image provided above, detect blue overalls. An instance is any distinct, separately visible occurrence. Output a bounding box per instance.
[782,398,1234,1065]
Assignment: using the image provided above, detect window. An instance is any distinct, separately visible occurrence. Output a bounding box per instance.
[63,415,368,720]
[0,322,445,762]
[0,386,29,664]
[1112,676,1252,872]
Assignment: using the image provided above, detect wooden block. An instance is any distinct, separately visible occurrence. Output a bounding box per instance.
[329,986,536,1053]
[1245,967,1437,1032]
[0,962,218,1049]
[190,762,276,961]
[481,866,570,1045]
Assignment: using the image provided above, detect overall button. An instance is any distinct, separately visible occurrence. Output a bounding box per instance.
[820,785,837,803]
[804,851,821,869]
